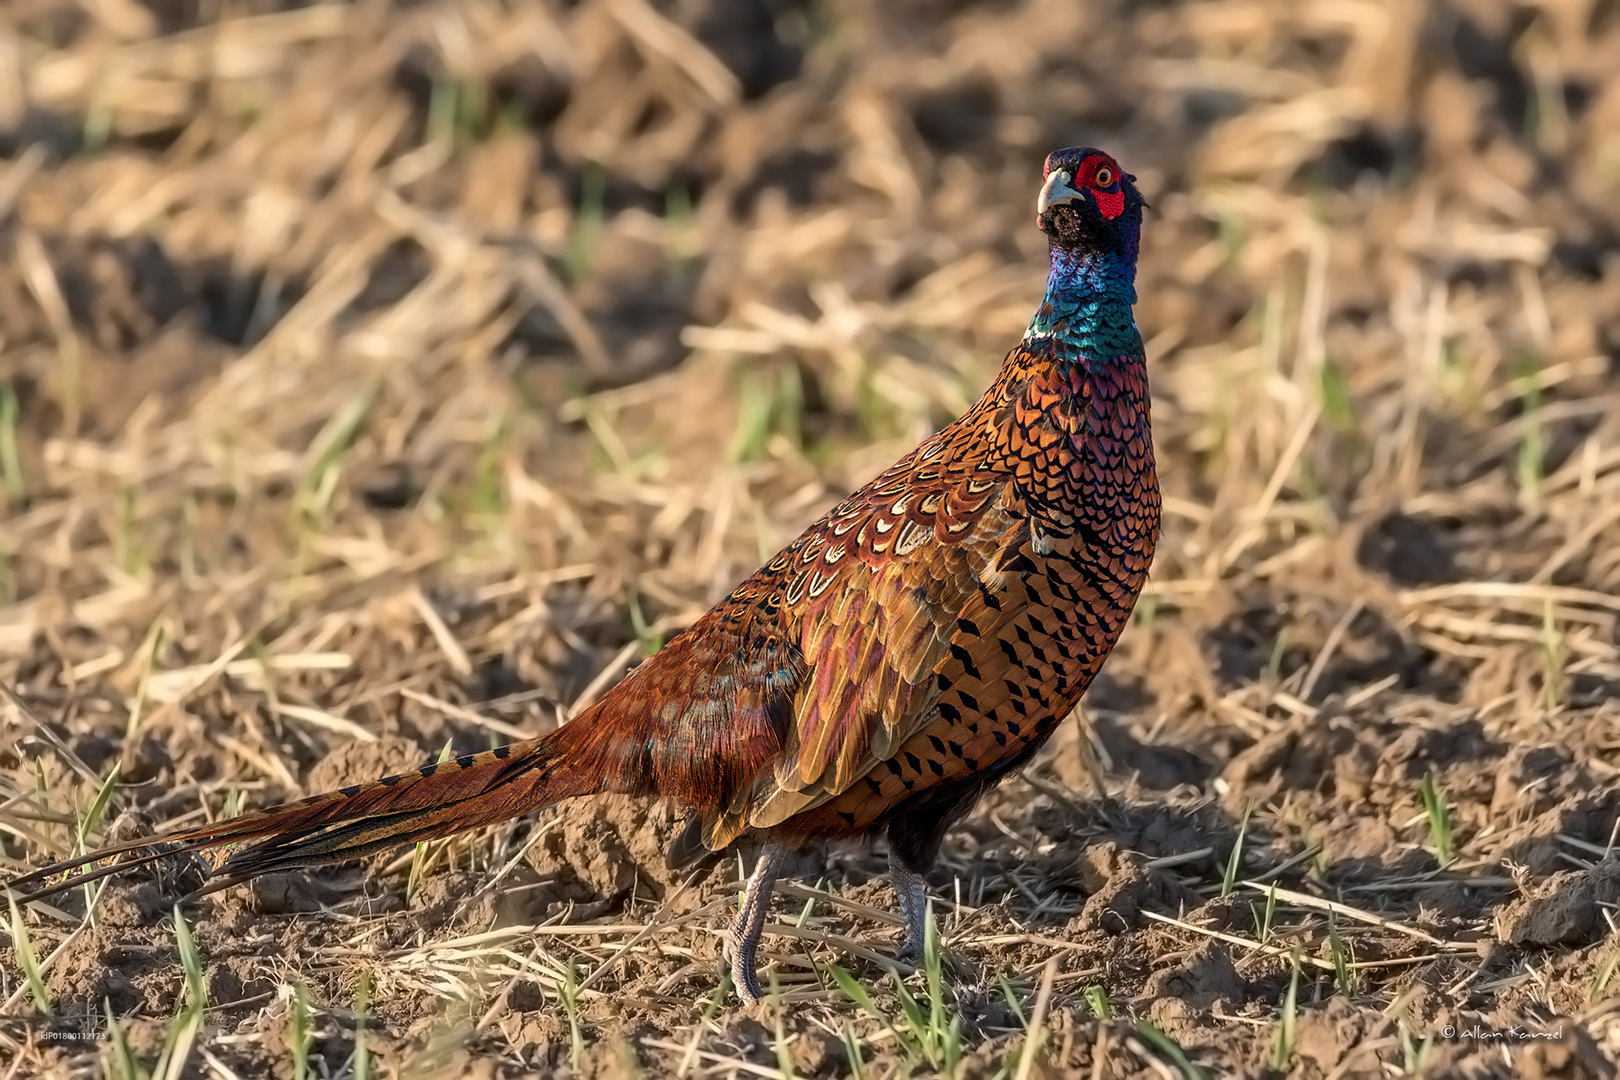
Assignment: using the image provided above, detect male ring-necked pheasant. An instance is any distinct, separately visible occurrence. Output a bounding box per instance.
[5,147,1159,1005]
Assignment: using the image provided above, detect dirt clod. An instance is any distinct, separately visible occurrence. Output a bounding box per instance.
[1294,997,1369,1074]
[791,1030,841,1077]
[1143,940,1242,1012]
[526,794,687,905]
[1074,843,1191,934]
[244,871,339,914]
[1496,864,1620,946]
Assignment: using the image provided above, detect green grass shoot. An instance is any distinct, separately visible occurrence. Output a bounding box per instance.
[840,1020,867,1080]
[1268,947,1302,1070]
[730,363,805,463]
[105,999,141,1080]
[558,961,586,1073]
[350,972,374,1080]
[121,615,166,754]
[300,382,377,523]
[0,381,24,504]
[149,905,207,1080]
[677,980,728,1078]
[1133,590,1160,629]
[830,912,964,1076]
[1221,802,1252,897]
[567,164,606,285]
[771,970,798,1080]
[113,486,148,578]
[626,584,664,657]
[1135,1020,1207,1080]
[76,763,121,855]
[664,183,698,289]
[289,981,313,1080]
[1254,880,1279,944]
[8,892,50,1013]
[1328,914,1358,997]
[1266,627,1290,681]
[1590,940,1620,1004]
[1397,1011,1434,1074]
[997,974,1027,1027]
[1419,770,1456,867]
[1318,355,1356,434]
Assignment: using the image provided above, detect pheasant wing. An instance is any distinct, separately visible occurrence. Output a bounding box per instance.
[739,394,1033,828]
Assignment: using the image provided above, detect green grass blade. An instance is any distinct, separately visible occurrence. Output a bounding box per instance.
[1221,803,1251,898]
[1135,1020,1208,1080]
[289,982,313,1080]
[1268,948,1302,1070]
[77,764,122,853]
[1419,771,1455,867]
[8,893,50,1013]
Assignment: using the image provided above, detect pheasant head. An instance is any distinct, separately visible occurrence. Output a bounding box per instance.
[1027,147,1146,358]
[1035,147,1146,261]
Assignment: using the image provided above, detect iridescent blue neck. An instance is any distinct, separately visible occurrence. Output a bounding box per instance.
[1023,246,1142,363]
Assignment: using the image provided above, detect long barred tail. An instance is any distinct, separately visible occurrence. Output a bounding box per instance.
[3,732,595,904]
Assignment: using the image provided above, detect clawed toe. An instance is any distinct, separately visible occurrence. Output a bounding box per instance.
[894,932,933,965]
[730,972,765,1008]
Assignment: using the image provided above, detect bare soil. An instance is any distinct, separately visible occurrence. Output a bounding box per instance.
[3,0,1620,1077]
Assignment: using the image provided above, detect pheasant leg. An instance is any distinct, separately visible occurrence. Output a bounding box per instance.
[724,844,786,1005]
[889,849,930,959]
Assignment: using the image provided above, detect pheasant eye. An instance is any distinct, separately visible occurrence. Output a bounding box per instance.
[1094,167,1113,186]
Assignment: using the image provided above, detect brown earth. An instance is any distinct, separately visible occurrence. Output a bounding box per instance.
[3,0,1620,1077]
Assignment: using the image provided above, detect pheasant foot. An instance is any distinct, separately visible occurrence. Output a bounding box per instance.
[723,843,786,1006]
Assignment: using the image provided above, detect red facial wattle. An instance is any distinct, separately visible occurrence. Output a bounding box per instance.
[1037,151,1130,227]
[1073,152,1126,220]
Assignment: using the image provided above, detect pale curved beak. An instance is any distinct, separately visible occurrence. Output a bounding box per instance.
[1037,170,1085,215]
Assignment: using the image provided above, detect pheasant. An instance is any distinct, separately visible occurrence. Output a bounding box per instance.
[4,147,1159,1005]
